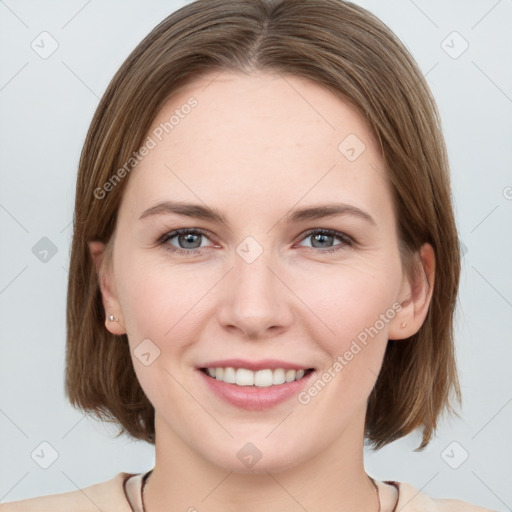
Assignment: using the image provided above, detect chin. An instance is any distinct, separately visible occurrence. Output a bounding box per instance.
[214,451,303,475]
[199,436,311,475]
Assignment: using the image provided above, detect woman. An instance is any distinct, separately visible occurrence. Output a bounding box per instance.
[1,0,494,510]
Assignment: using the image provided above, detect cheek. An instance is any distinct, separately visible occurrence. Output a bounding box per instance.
[298,260,400,344]
[116,251,210,338]
[296,260,401,405]
[117,259,206,404]
[316,264,401,396]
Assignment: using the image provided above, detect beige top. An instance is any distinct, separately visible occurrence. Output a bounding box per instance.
[0,471,495,511]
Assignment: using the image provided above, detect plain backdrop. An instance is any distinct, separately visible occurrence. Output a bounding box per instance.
[1,0,511,509]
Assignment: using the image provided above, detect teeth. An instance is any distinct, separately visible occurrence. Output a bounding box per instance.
[254,369,272,387]
[236,368,254,386]
[204,367,309,387]
[285,369,296,382]
[272,368,285,385]
[223,367,236,383]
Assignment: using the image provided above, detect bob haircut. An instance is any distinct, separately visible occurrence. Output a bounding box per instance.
[65,0,461,450]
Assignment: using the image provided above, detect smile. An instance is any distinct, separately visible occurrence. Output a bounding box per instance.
[200,367,314,387]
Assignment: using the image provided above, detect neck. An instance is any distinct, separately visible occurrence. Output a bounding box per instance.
[143,412,379,512]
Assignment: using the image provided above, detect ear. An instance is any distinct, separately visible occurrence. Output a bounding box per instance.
[388,243,435,340]
[88,240,126,336]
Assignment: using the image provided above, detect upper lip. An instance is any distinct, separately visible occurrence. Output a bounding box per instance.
[198,359,314,371]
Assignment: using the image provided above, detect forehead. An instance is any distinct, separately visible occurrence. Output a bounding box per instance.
[120,70,390,223]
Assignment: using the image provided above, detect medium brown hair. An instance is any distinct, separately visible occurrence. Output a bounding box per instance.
[65,0,461,449]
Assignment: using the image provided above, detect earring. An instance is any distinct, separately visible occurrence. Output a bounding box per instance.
[108,314,118,322]
[400,321,407,328]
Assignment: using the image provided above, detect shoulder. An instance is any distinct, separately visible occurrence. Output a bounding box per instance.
[0,472,135,512]
[394,481,496,512]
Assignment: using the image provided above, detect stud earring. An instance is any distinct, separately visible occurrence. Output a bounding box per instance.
[400,321,407,328]
[108,314,118,322]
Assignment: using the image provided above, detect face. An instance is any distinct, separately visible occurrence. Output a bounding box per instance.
[93,70,426,473]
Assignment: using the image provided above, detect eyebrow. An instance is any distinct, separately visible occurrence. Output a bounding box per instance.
[139,201,229,225]
[139,200,376,227]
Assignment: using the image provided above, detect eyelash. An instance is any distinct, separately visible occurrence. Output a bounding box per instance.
[158,228,355,257]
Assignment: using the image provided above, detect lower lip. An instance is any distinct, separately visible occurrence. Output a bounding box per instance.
[198,369,314,410]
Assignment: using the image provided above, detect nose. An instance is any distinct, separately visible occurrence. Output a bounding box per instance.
[216,245,294,340]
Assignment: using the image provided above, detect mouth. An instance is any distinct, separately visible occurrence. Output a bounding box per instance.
[199,367,315,388]
[197,360,317,410]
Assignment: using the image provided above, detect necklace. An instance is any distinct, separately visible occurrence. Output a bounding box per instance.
[140,472,381,512]
[371,477,382,512]
[141,470,150,512]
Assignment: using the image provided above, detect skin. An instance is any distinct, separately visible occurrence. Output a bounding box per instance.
[89,70,435,511]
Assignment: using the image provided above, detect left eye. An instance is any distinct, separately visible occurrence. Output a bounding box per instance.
[296,229,353,253]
